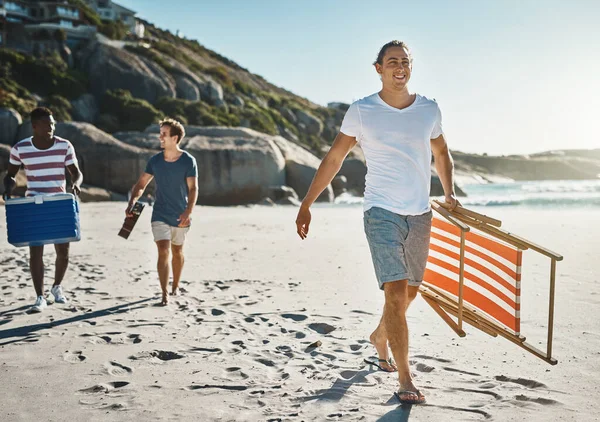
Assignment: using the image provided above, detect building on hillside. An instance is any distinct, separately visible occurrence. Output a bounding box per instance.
[85,0,144,38]
[0,0,96,50]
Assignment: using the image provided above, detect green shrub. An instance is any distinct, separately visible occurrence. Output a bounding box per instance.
[155,97,190,118]
[240,102,277,135]
[96,113,120,133]
[0,88,37,117]
[101,89,163,131]
[99,20,129,40]
[67,0,102,27]
[233,80,257,97]
[43,94,73,122]
[206,66,232,87]
[0,48,87,99]
[125,45,174,73]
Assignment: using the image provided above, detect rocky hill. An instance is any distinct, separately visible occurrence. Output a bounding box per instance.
[1,7,598,205]
[453,149,600,183]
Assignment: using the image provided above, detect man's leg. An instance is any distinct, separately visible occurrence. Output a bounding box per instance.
[156,240,171,305]
[29,245,45,297]
[53,243,69,286]
[383,279,422,398]
[370,284,420,370]
[170,244,184,295]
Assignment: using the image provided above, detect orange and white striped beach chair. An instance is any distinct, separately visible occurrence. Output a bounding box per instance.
[420,200,562,365]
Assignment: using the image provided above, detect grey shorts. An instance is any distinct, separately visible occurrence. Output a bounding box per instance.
[363,207,432,290]
[151,221,190,246]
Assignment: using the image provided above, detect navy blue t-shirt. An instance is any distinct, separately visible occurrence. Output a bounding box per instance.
[145,151,198,227]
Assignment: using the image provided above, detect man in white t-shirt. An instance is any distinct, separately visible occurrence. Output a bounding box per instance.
[3,107,83,313]
[295,40,458,404]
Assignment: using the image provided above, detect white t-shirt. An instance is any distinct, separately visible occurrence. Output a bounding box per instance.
[340,93,443,216]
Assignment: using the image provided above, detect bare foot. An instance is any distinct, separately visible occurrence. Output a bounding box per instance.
[170,288,178,296]
[160,292,168,306]
[369,330,397,372]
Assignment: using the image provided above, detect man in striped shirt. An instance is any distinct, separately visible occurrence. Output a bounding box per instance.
[3,107,83,312]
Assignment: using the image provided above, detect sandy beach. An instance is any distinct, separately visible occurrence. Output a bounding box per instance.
[0,203,598,421]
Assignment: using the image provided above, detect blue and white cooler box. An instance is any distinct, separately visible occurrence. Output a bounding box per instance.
[5,193,81,247]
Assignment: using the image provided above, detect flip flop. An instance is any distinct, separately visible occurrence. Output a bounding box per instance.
[363,357,397,372]
[394,389,426,405]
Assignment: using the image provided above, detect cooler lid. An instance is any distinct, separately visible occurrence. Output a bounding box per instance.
[5,193,76,206]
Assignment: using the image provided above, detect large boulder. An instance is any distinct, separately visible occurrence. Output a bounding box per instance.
[77,42,176,104]
[200,79,225,107]
[271,137,333,202]
[295,109,323,136]
[174,74,201,101]
[182,134,285,205]
[431,168,467,197]
[16,120,32,142]
[53,122,155,195]
[340,146,466,197]
[0,108,22,146]
[339,146,367,195]
[114,131,161,150]
[0,144,28,196]
[70,94,99,123]
[145,125,288,205]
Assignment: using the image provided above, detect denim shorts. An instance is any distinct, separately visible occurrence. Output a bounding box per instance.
[363,207,432,290]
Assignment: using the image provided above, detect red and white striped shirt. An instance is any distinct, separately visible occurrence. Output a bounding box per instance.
[9,136,78,197]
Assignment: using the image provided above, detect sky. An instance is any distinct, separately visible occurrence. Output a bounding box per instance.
[118,0,600,156]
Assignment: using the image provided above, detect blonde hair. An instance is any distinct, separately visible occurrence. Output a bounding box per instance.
[159,118,186,143]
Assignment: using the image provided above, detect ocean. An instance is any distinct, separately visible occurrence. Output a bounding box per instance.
[333,179,600,208]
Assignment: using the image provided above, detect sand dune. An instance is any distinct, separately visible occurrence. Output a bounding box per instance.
[0,204,598,421]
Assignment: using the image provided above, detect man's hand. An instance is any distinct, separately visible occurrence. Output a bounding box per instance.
[70,183,81,196]
[295,205,312,240]
[177,209,192,227]
[443,193,460,211]
[3,175,16,201]
[125,203,134,218]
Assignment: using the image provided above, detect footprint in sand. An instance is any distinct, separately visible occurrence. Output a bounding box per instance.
[282,313,308,322]
[308,323,336,335]
[63,350,87,363]
[495,375,547,389]
[79,381,130,394]
[514,394,559,405]
[185,384,247,391]
[129,350,185,361]
[415,363,435,373]
[105,361,133,376]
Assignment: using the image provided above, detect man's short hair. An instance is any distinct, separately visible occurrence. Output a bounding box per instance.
[30,107,53,123]
[373,40,412,66]
[159,118,186,143]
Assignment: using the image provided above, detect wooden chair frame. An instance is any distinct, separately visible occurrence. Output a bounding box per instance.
[420,200,562,365]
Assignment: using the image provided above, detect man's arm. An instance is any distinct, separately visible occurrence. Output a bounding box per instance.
[2,163,20,200]
[177,176,198,227]
[431,134,459,210]
[126,173,154,216]
[295,132,357,239]
[66,163,83,195]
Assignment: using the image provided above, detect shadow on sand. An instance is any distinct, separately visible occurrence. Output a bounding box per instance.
[0,298,153,345]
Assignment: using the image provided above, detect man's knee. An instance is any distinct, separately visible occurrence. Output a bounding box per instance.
[171,244,184,257]
[407,285,419,302]
[156,240,171,257]
[383,279,409,307]
[55,243,70,260]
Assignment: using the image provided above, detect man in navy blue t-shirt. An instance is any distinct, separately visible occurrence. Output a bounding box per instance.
[127,118,198,305]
